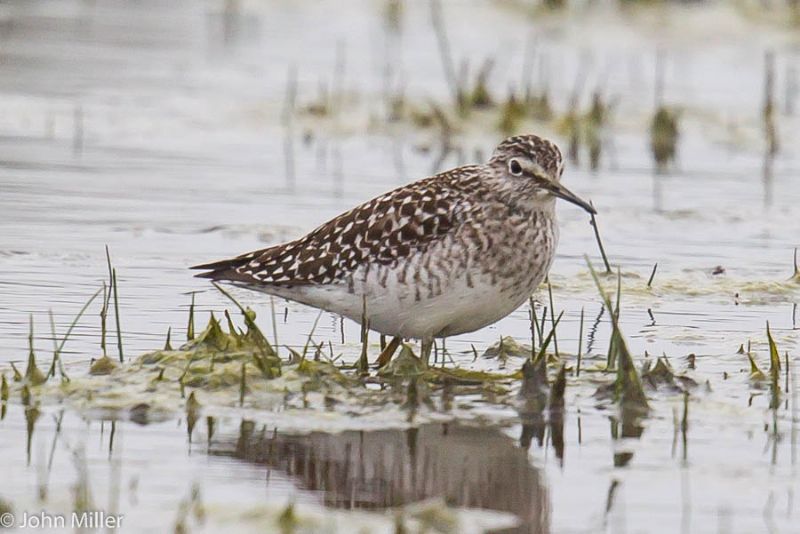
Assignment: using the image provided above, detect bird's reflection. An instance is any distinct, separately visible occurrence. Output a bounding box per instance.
[211,420,549,534]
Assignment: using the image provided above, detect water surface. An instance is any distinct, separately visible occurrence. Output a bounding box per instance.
[1,1,799,532]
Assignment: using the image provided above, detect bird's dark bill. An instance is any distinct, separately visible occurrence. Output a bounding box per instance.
[547,182,596,214]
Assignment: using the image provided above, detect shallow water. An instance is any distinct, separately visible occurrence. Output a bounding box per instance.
[1,0,800,532]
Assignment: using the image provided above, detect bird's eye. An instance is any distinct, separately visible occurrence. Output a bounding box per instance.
[508,159,523,175]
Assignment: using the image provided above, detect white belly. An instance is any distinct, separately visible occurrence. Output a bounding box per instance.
[280,273,533,339]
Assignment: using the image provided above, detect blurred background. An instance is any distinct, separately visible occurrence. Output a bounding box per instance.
[1,1,799,532]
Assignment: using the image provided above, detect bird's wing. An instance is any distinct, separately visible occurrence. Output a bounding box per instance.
[191,170,476,286]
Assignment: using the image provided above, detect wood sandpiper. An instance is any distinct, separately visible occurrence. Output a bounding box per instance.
[193,134,596,363]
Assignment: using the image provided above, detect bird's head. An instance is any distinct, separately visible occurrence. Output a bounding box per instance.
[488,134,596,214]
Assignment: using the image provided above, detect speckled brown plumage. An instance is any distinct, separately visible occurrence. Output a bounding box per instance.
[193,134,594,343]
[196,171,465,284]
[194,168,477,287]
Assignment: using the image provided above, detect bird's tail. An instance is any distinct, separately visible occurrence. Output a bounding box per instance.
[190,250,264,283]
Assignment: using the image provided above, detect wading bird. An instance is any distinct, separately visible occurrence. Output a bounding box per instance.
[193,134,595,364]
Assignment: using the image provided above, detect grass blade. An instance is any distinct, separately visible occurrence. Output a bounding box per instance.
[577,306,584,377]
[547,279,559,357]
[112,268,123,362]
[55,288,103,357]
[586,257,648,412]
[647,263,658,288]
[301,310,325,360]
[589,202,612,274]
